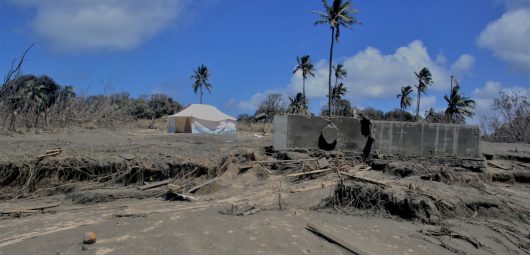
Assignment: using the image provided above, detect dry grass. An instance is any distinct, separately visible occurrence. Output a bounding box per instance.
[237,121,272,133]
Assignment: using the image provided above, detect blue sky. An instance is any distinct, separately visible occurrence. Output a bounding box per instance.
[0,0,529,120]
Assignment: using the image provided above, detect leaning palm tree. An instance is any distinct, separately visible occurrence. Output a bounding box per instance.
[330,82,347,102]
[444,84,475,124]
[293,55,316,102]
[288,92,309,115]
[191,65,212,104]
[424,107,438,123]
[397,85,413,120]
[314,0,360,116]
[333,64,347,87]
[414,67,433,120]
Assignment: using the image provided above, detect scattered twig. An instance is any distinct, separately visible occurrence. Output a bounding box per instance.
[306,223,372,255]
[338,171,387,187]
[422,227,482,249]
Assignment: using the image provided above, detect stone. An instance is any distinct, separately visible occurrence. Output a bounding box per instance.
[83,231,96,244]
[321,124,338,144]
[318,157,330,169]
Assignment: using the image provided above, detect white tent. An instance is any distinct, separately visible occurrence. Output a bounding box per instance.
[167,104,236,134]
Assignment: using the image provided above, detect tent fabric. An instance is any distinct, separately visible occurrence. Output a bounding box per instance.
[168,104,236,134]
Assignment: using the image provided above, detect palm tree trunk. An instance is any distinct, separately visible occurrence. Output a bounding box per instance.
[302,77,306,100]
[416,90,420,121]
[302,77,307,109]
[328,27,335,117]
[200,86,203,104]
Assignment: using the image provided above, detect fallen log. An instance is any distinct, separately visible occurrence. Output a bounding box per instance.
[306,223,373,255]
[287,168,331,177]
[137,179,172,190]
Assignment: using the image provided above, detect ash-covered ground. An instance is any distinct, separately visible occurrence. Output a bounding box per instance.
[0,128,529,255]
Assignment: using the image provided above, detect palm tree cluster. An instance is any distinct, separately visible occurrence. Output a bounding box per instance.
[396,69,476,124]
[1,75,76,130]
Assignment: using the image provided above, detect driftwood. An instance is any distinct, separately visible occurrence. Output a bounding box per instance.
[487,161,508,170]
[1,202,60,217]
[187,177,219,194]
[36,148,62,161]
[287,168,331,177]
[137,179,172,190]
[113,212,148,218]
[338,171,387,187]
[251,159,318,164]
[306,223,372,255]
[290,181,336,193]
[164,190,198,202]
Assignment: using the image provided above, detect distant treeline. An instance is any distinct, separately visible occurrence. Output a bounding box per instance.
[0,74,181,131]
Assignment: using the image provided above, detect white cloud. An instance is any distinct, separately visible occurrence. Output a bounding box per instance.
[233,40,472,114]
[288,40,466,100]
[11,0,189,52]
[451,54,475,74]
[477,4,530,70]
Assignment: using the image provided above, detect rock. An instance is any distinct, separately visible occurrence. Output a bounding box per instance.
[81,244,89,251]
[371,159,389,171]
[318,157,330,169]
[83,231,96,244]
[321,124,338,144]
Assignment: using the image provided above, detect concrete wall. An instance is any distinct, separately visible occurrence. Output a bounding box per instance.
[273,115,481,157]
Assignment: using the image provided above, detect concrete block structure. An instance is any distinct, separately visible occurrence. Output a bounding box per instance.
[273,115,481,157]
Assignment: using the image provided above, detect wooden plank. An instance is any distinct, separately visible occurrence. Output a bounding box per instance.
[187,177,219,194]
[306,223,373,255]
[287,168,331,177]
[137,179,171,190]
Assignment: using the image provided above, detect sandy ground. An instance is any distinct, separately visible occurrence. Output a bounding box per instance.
[0,128,529,255]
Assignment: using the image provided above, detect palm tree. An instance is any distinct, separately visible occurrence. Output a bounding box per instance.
[314,0,360,116]
[293,55,316,102]
[330,82,347,102]
[191,65,212,104]
[333,64,347,87]
[397,85,413,120]
[414,67,433,120]
[288,92,309,115]
[444,84,475,124]
[424,107,438,123]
